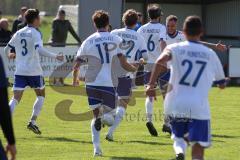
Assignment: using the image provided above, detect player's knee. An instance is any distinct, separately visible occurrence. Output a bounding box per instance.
[119,99,129,108]
[116,107,125,119]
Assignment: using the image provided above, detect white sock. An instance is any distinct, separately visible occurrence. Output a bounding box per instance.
[145,97,153,122]
[173,138,187,155]
[30,96,45,125]
[91,119,100,150]
[9,98,18,113]
[107,106,126,136]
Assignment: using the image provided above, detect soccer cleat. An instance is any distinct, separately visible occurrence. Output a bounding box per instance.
[105,134,114,142]
[93,147,102,157]
[146,122,158,137]
[27,122,41,135]
[176,153,185,160]
[162,124,172,135]
[94,118,102,131]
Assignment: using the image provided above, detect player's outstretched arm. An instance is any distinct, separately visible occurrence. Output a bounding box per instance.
[200,41,228,52]
[36,46,63,61]
[118,54,138,72]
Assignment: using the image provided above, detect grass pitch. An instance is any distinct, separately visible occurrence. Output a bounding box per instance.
[1,84,240,160]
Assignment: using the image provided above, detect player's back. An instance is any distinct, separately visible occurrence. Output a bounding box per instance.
[165,41,225,120]
[111,28,147,63]
[77,31,122,87]
[9,26,43,76]
[137,22,166,63]
[166,31,186,45]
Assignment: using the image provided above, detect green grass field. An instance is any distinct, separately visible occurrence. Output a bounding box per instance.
[1,84,240,160]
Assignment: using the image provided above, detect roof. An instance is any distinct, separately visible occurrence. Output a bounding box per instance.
[126,0,235,4]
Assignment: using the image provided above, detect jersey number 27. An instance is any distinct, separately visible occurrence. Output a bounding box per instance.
[179,59,207,87]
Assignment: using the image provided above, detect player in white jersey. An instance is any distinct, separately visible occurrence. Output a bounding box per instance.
[146,16,226,160]
[4,9,63,135]
[73,10,137,157]
[137,5,167,137]
[105,9,148,141]
[162,15,228,135]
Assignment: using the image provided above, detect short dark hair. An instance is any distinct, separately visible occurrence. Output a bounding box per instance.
[122,9,138,27]
[166,15,178,23]
[0,10,2,15]
[183,16,203,36]
[58,9,65,15]
[25,9,40,24]
[92,10,109,29]
[148,5,161,19]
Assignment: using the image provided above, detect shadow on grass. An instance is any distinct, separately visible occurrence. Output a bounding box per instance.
[36,136,92,144]
[212,134,240,139]
[110,156,156,160]
[125,140,171,146]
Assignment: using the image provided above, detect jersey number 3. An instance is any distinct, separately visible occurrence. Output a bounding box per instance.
[179,59,207,87]
[21,39,28,56]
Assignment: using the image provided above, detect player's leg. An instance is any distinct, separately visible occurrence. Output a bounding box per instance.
[144,72,158,136]
[72,68,80,86]
[9,75,27,113]
[86,85,116,156]
[188,119,211,160]
[192,143,204,160]
[106,98,128,141]
[159,71,172,134]
[9,90,23,113]
[27,76,45,134]
[106,77,131,141]
[170,117,188,160]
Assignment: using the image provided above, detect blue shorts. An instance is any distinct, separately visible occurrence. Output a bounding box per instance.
[0,142,7,160]
[86,85,117,109]
[170,118,211,147]
[117,76,132,99]
[13,75,45,90]
[144,71,170,93]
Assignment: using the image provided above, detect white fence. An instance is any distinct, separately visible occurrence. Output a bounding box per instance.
[0,46,79,78]
[229,48,240,77]
[1,46,240,78]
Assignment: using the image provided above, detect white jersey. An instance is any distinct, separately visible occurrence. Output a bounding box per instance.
[111,28,147,63]
[166,31,186,45]
[137,22,166,64]
[111,28,147,77]
[7,26,43,76]
[76,31,122,87]
[164,41,225,120]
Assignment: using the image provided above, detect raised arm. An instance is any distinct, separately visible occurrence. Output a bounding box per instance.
[200,41,227,52]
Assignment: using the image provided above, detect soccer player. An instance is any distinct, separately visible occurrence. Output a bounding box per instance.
[105,9,148,141]
[137,5,167,136]
[73,10,137,157]
[0,56,16,160]
[162,15,228,135]
[4,9,63,134]
[146,16,226,160]
[166,14,227,51]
